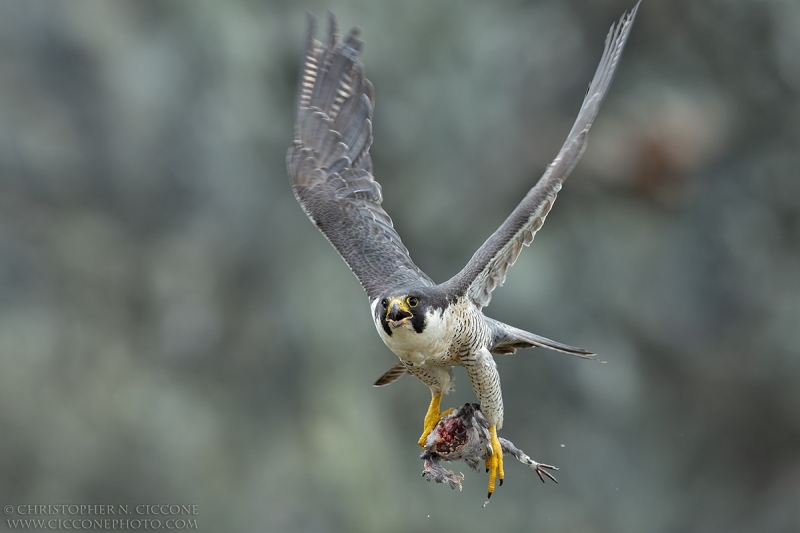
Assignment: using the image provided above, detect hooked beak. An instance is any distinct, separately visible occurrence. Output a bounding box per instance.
[386,298,412,327]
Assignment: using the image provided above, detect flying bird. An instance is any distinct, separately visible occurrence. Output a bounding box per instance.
[287,4,638,501]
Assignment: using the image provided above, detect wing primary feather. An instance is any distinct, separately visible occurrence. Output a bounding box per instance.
[317,29,362,117]
[296,12,321,127]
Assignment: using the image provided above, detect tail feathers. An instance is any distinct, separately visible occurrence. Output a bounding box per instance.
[487,318,599,360]
[373,361,408,386]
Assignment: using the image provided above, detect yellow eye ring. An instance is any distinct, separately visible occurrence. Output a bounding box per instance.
[407,296,419,308]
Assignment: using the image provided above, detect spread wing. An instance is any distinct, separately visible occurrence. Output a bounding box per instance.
[287,13,433,300]
[444,3,639,308]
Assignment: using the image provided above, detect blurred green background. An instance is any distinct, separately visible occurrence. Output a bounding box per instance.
[1,0,799,532]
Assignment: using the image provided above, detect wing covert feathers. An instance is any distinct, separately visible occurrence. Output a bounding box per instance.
[288,13,431,300]
[444,3,639,308]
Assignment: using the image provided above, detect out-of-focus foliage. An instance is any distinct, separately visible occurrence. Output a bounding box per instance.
[1,0,798,532]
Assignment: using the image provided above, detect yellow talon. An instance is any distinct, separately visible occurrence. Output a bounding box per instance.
[486,426,504,499]
[417,394,454,446]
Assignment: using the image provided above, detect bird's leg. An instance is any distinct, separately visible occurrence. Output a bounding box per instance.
[417,393,454,446]
[485,425,505,501]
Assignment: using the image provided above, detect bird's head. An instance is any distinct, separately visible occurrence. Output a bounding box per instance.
[378,293,425,335]
[375,287,442,335]
[374,285,454,337]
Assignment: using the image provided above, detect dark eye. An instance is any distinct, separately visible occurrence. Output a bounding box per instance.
[381,299,388,309]
[407,296,419,308]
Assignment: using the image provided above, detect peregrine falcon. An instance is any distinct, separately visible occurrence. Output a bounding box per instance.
[287,4,638,500]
